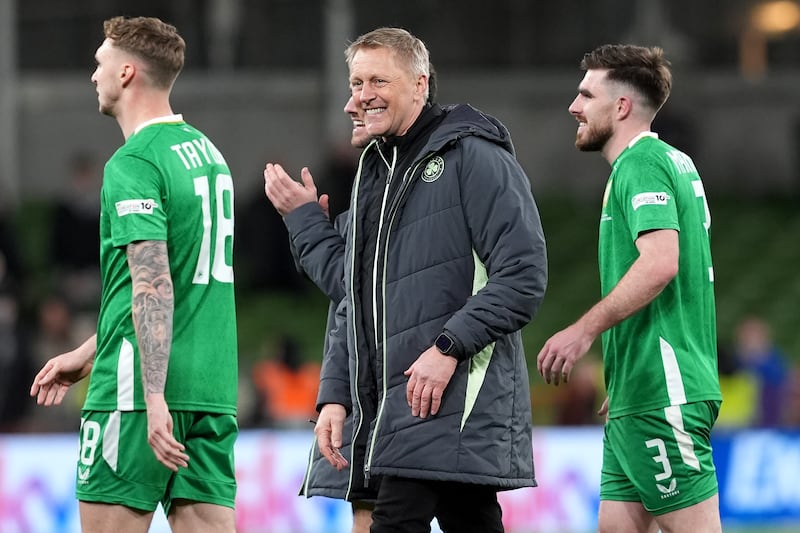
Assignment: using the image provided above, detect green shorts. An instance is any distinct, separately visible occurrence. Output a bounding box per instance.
[75,410,237,515]
[600,400,720,515]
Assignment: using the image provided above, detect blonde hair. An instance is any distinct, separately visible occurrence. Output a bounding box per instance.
[345,27,430,98]
[103,16,185,89]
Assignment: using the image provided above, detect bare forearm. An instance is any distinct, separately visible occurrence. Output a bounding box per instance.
[580,230,678,338]
[76,334,98,362]
[580,259,670,338]
[127,240,174,395]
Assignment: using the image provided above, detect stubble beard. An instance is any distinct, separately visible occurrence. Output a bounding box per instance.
[575,122,613,152]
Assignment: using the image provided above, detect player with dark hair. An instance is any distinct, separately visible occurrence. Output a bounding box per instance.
[538,44,722,533]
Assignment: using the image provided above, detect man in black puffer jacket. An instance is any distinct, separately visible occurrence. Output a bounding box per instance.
[288,28,546,533]
[265,69,442,533]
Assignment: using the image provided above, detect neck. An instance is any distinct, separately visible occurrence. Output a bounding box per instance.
[602,121,653,164]
[116,92,174,140]
[393,102,426,138]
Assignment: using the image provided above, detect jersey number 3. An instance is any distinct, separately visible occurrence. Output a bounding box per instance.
[193,174,234,284]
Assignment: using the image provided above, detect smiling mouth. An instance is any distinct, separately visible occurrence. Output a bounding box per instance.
[365,108,386,116]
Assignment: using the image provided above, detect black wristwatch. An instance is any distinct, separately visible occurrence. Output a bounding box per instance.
[435,332,458,359]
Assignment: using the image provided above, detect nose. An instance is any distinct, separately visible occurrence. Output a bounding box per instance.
[359,83,376,105]
[343,95,356,115]
[568,96,581,116]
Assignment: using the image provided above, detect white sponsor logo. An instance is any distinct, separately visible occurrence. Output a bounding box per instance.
[657,478,679,498]
[631,192,669,211]
[115,199,159,217]
[77,466,90,483]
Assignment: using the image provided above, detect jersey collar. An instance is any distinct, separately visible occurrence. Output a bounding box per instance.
[134,114,184,135]
[627,130,658,149]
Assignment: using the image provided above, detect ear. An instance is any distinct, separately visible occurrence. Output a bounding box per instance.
[615,96,633,120]
[120,62,136,88]
[415,74,429,101]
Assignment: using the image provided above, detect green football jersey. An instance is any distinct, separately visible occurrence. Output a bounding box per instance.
[598,133,721,418]
[85,115,238,414]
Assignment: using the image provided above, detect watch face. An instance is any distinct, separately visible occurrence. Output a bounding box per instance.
[436,333,454,354]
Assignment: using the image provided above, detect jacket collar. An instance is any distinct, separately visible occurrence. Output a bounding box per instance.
[381,104,443,152]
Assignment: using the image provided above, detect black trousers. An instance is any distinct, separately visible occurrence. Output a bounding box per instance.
[370,475,504,533]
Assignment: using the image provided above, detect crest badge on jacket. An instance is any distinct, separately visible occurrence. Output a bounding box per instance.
[421,155,445,182]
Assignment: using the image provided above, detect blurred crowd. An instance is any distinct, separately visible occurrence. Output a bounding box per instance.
[1,148,798,434]
[717,316,800,428]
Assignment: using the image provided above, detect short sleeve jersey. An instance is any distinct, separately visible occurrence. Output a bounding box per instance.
[598,133,721,418]
[84,116,238,414]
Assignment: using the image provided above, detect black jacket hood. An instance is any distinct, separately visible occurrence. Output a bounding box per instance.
[425,103,516,157]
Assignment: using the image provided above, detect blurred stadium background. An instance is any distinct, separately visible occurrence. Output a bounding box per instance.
[0,0,799,531]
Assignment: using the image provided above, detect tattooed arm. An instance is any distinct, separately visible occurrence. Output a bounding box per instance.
[127,240,189,471]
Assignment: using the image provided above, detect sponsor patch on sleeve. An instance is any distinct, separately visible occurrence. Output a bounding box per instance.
[631,192,670,211]
[115,199,159,217]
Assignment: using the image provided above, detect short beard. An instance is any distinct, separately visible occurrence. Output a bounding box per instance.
[576,123,613,152]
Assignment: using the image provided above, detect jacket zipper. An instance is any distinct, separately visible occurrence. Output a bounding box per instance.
[364,152,435,484]
[364,144,396,486]
[345,141,373,498]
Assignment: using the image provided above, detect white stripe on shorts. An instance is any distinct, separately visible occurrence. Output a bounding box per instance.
[102,410,121,472]
[664,405,701,471]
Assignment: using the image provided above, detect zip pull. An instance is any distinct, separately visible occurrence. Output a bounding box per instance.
[364,465,371,488]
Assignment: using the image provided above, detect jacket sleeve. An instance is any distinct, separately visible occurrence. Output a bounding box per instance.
[283,202,347,304]
[316,296,352,413]
[444,136,547,357]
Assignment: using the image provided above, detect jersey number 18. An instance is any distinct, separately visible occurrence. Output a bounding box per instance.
[193,174,234,284]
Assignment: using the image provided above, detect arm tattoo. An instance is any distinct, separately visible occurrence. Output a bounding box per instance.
[127,240,174,395]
